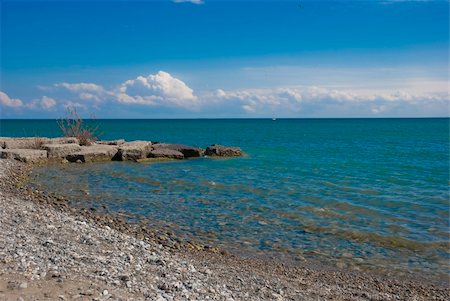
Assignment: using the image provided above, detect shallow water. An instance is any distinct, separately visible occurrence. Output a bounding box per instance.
[3,118,449,278]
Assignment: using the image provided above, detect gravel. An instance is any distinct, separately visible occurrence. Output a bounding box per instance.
[0,159,448,300]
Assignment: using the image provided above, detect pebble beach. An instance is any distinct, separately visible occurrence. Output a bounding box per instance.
[0,159,449,301]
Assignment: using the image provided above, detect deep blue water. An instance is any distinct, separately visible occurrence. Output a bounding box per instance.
[1,118,449,277]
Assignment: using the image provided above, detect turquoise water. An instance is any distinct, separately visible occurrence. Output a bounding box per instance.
[2,119,449,278]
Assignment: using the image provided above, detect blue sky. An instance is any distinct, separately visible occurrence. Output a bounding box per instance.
[0,0,448,118]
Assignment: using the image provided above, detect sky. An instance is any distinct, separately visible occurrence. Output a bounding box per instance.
[0,0,449,118]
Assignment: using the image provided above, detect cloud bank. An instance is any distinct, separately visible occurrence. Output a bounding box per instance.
[211,86,448,117]
[1,70,448,118]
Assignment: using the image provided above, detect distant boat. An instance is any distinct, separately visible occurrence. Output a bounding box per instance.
[272,117,276,121]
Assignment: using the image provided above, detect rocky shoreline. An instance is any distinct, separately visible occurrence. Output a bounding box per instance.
[0,159,449,300]
[0,137,243,164]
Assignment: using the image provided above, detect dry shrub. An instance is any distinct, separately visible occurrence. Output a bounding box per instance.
[58,107,100,146]
[32,137,46,149]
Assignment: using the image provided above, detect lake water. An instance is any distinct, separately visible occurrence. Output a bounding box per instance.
[2,118,449,279]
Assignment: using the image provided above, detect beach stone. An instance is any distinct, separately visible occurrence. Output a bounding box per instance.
[113,141,152,161]
[0,149,48,163]
[1,137,50,149]
[152,143,203,158]
[148,148,184,160]
[66,145,118,163]
[205,145,243,157]
[43,144,82,159]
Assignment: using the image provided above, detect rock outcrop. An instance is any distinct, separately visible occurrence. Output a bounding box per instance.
[205,144,243,157]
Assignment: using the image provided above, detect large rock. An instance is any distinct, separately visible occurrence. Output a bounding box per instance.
[113,141,152,161]
[152,143,203,158]
[42,143,82,159]
[0,149,48,163]
[205,144,243,157]
[66,145,119,163]
[1,137,79,149]
[148,148,184,160]
[1,137,51,149]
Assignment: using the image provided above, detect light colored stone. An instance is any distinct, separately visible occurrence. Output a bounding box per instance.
[43,144,82,159]
[2,137,50,150]
[0,149,48,163]
[113,141,152,161]
[148,148,184,160]
[66,145,118,163]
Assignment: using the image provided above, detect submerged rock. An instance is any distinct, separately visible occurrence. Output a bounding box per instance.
[0,149,48,163]
[205,145,243,157]
[66,145,119,163]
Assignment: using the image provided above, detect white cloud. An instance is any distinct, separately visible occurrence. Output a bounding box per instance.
[40,96,57,109]
[55,82,104,93]
[26,96,57,110]
[173,0,204,4]
[214,86,449,116]
[0,91,23,108]
[55,82,106,102]
[116,71,198,108]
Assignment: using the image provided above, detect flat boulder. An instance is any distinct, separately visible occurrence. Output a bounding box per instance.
[152,143,203,158]
[205,144,243,157]
[148,148,184,159]
[43,143,82,159]
[2,137,50,149]
[66,145,118,163]
[113,141,152,161]
[0,149,48,163]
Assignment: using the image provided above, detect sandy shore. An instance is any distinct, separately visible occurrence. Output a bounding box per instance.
[0,159,448,300]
